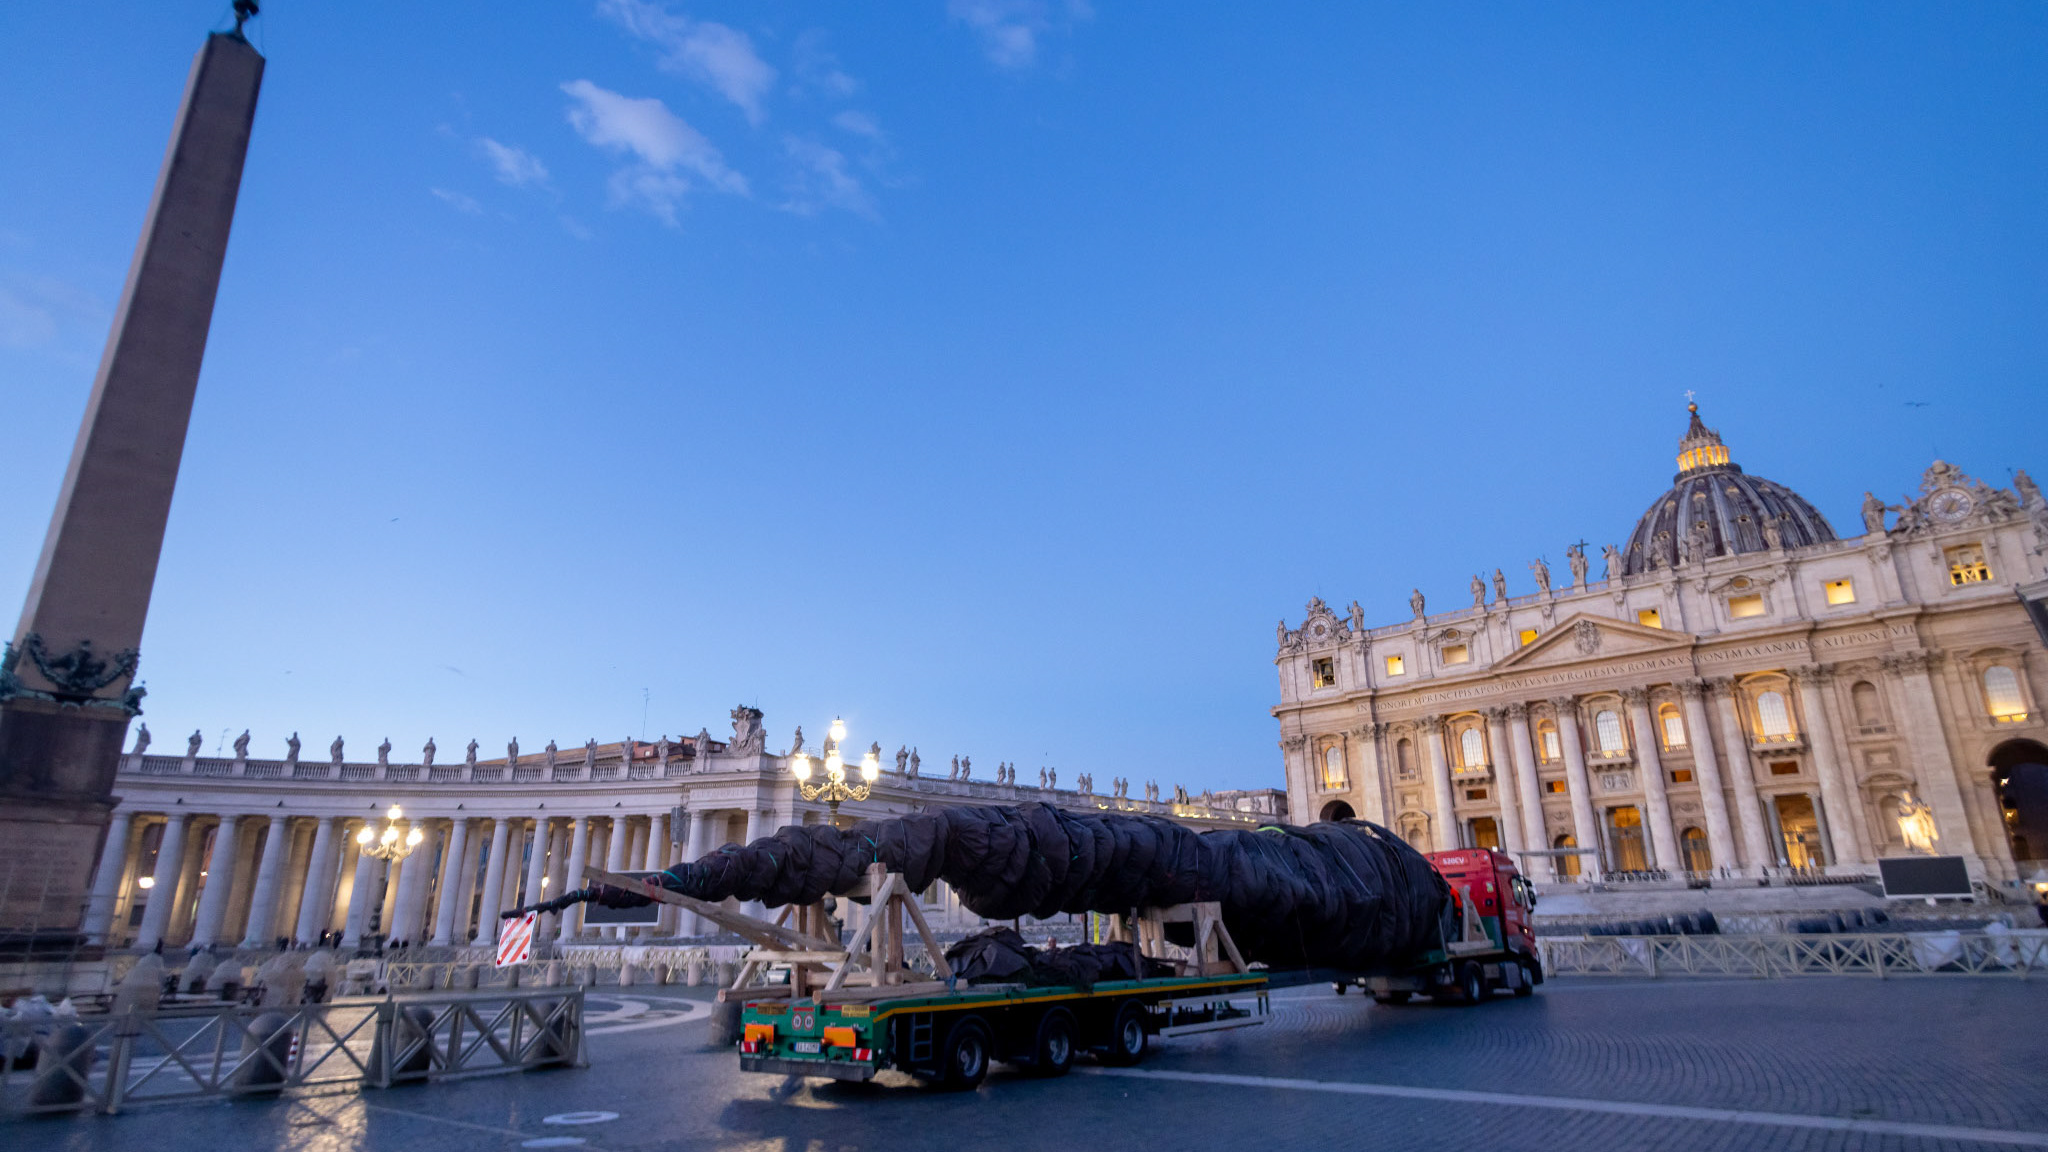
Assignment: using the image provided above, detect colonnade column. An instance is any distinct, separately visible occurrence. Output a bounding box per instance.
[520,818,551,933]
[1677,680,1739,875]
[188,815,241,949]
[80,809,134,944]
[1621,689,1680,872]
[1882,652,1979,871]
[294,817,339,946]
[740,809,768,917]
[239,814,293,947]
[1503,705,1550,878]
[1708,678,1773,873]
[683,809,711,935]
[1482,708,1525,855]
[1793,666,1868,867]
[1551,698,1602,880]
[429,817,472,945]
[602,815,632,939]
[340,846,382,948]
[640,812,670,938]
[556,816,591,942]
[1420,717,1459,851]
[474,818,513,946]
[134,813,190,951]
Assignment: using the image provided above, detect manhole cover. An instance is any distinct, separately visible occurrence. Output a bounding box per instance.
[542,1112,619,1126]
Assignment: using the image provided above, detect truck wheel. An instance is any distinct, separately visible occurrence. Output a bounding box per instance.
[1512,961,1535,997]
[938,1017,991,1090]
[1099,1002,1149,1066]
[1333,982,1348,995]
[1031,1008,1077,1077]
[1373,990,1411,1006]
[1457,962,1485,1005]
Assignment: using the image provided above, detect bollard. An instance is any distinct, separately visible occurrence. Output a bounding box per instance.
[685,957,704,986]
[652,962,671,985]
[230,1011,296,1090]
[27,1023,94,1108]
[366,1005,438,1083]
[112,954,166,1016]
[618,964,636,987]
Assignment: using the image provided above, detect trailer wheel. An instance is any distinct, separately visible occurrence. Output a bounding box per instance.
[938,1016,991,1091]
[1030,1008,1077,1077]
[1099,1001,1149,1066]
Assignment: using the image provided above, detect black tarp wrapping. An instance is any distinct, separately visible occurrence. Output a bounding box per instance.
[577,803,1451,971]
[942,927,1167,990]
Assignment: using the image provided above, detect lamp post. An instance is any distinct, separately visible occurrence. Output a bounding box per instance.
[789,717,880,825]
[355,804,425,861]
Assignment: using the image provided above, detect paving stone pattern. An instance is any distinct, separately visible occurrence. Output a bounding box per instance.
[6,978,2044,1152]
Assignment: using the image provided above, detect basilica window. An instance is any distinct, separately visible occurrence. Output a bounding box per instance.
[1728,594,1766,619]
[1458,728,1485,768]
[1823,578,1856,606]
[1518,629,1539,647]
[1312,657,1336,689]
[1321,745,1348,789]
[1946,544,1992,586]
[1544,779,1568,794]
[1593,709,1626,754]
[1680,827,1712,873]
[1658,704,1687,749]
[1539,722,1561,762]
[1553,834,1581,878]
[1385,655,1406,677]
[1755,690,1795,739]
[1637,609,1662,629]
[1442,644,1470,665]
[1984,665,2028,723]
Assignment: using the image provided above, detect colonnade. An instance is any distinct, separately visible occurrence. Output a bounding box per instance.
[79,804,782,951]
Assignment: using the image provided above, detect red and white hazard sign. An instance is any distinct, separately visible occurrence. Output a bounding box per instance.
[496,911,537,968]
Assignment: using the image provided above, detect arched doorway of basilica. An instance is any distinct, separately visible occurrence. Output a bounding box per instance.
[1467,816,1500,851]
[1319,799,1356,823]
[1553,833,1581,878]
[1990,739,2048,868]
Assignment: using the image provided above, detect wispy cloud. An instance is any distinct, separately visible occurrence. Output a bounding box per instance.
[792,30,860,99]
[831,110,883,140]
[431,187,484,214]
[562,79,747,225]
[476,138,550,187]
[947,0,1092,70]
[597,0,777,124]
[779,136,875,219]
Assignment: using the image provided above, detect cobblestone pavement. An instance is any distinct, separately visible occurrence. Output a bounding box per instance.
[9,977,2047,1151]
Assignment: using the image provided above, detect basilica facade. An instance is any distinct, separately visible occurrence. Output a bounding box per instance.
[1275,405,2048,888]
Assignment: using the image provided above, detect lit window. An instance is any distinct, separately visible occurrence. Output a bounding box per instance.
[1312,657,1336,689]
[1985,665,2028,722]
[1321,745,1347,789]
[1669,768,1693,783]
[1593,710,1625,753]
[1728,594,1766,619]
[1384,655,1406,677]
[1459,728,1485,768]
[1637,609,1662,628]
[1465,788,1489,801]
[1769,760,1800,776]
[1659,707,1686,749]
[1823,579,1856,606]
[1544,779,1568,794]
[1755,690,1794,738]
[1518,629,1539,646]
[1946,545,1992,585]
[1540,725,1561,761]
[1442,644,1470,665]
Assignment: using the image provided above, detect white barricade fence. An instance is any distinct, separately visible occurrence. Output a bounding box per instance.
[1539,929,2048,979]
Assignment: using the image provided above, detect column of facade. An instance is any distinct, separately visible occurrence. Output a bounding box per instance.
[1503,705,1550,877]
[1621,689,1680,871]
[429,817,473,945]
[1793,666,1868,867]
[473,818,513,947]
[1350,724,1388,824]
[602,815,632,939]
[1676,680,1739,875]
[518,818,550,933]
[1883,652,1979,872]
[238,814,293,947]
[188,815,241,949]
[1550,698,1603,879]
[1481,708,1525,855]
[134,813,190,951]
[453,821,483,942]
[169,821,209,943]
[1419,718,1459,850]
[340,845,382,947]
[80,808,135,944]
[1708,678,1774,873]
[294,817,340,945]
[556,816,592,942]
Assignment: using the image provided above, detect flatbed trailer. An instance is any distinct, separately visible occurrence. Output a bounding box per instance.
[739,970,1268,1088]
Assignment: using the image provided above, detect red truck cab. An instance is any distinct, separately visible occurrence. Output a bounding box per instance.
[1426,847,1539,958]
[1339,846,1542,1004]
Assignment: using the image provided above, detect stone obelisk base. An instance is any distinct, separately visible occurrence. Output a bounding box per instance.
[0,703,126,951]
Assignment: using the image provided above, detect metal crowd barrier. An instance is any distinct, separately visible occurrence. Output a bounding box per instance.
[0,988,583,1117]
[1540,930,2048,979]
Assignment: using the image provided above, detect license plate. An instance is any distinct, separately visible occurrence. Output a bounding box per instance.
[792,1041,821,1054]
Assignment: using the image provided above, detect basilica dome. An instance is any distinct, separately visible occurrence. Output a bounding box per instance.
[1620,405,1837,576]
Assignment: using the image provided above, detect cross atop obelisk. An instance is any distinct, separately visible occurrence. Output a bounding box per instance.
[0,16,265,944]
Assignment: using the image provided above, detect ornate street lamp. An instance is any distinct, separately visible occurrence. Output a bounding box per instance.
[789,717,880,823]
[355,804,425,861]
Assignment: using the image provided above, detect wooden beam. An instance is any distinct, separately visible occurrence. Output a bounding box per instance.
[581,866,837,952]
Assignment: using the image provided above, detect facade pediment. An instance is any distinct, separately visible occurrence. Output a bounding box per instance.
[1492,613,1693,672]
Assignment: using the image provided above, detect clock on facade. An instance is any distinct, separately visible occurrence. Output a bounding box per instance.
[1927,487,1975,523]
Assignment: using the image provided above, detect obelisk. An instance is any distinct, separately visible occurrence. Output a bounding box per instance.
[0,20,264,946]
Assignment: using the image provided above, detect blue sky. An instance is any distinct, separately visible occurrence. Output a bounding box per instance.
[1,3,2042,792]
